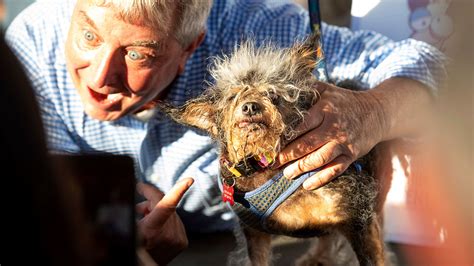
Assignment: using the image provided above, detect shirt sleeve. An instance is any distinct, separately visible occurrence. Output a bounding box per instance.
[322,23,448,93]
[5,4,81,153]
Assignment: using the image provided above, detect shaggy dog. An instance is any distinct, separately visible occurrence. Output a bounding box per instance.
[159,33,387,266]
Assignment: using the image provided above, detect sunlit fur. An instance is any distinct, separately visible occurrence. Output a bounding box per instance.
[181,38,319,163]
[159,33,388,266]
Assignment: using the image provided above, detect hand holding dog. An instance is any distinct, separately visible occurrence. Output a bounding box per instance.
[136,178,194,265]
[277,77,432,190]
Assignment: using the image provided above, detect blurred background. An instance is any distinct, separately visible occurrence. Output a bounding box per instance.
[0,0,32,28]
[1,0,471,265]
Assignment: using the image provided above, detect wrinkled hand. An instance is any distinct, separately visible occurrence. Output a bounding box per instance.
[276,81,385,190]
[136,178,194,265]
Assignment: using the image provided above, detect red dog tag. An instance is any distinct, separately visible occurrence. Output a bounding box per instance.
[222,183,235,206]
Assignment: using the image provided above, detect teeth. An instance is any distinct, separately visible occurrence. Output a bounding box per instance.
[106,94,122,102]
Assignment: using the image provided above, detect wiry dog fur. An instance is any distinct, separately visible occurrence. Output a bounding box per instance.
[159,34,388,266]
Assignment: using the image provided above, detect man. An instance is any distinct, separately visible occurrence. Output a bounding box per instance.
[6,0,445,263]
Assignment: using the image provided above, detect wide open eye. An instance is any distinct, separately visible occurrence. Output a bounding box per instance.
[127,50,145,61]
[84,30,96,41]
[78,29,101,49]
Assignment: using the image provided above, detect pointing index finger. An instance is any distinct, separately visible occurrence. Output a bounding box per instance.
[156,178,194,209]
[145,178,194,227]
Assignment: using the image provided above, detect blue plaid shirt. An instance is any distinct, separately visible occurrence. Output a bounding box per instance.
[6,0,446,232]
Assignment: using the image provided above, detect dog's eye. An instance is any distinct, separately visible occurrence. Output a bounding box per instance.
[269,93,280,104]
[262,91,279,103]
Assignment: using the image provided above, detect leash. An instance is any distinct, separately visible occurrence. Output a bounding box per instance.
[308,0,329,82]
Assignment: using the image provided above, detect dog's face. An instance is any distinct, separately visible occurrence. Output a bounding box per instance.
[161,33,322,164]
[215,80,316,164]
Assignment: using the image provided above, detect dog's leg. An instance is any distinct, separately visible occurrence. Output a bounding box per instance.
[243,226,272,266]
[228,222,252,266]
[343,215,385,266]
[296,233,358,266]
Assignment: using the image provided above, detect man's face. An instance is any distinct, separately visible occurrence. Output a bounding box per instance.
[65,0,193,121]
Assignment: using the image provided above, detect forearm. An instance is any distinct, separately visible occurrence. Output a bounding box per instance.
[365,77,435,142]
[323,24,447,94]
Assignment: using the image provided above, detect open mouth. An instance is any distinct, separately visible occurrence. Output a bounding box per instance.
[88,87,123,106]
[237,118,267,130]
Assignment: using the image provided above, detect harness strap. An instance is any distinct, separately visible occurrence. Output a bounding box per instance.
[221,171,315,232]
[219,162,364,233]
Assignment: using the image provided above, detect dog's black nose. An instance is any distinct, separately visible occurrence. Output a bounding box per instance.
[241,102,261,116]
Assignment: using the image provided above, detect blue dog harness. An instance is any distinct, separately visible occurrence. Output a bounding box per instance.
[219,152,319,232]
[219,160,363,233]
[220,170,317,233]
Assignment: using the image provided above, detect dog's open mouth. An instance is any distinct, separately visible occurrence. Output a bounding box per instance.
[237,118,267,131]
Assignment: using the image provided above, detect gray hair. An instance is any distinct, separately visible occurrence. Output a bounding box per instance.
[94,0,212,47]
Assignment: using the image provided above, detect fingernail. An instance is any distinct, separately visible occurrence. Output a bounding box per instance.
[283,165,296,179]
[179,177,194,187]
[303,180,316,190]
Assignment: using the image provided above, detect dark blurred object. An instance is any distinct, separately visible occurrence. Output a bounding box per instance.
[51,154,137,266]
[294,0,352,27]
[319,0,352,27]
[0,33,89,265]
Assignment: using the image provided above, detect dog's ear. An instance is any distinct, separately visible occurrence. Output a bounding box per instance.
[289,31,323,75]
[158,95,218,137]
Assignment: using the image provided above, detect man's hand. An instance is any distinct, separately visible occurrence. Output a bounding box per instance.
[276,81,385,190]
[136,178,194,265]
[276,78,433,190]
